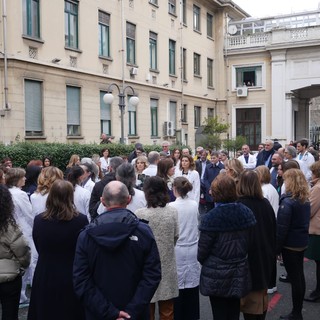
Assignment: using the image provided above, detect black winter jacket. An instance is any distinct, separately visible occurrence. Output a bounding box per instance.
[198,202,256,298]
[277,193,310,253]
[237,197,277,291]
[73,208,161,320]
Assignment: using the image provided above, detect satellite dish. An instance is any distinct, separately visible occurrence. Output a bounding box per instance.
[228,25,237,35]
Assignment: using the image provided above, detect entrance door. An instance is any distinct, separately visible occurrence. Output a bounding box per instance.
[236,108,261,150]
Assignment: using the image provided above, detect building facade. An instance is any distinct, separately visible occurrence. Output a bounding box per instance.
[226,9,320,149]
[0,0,247,149]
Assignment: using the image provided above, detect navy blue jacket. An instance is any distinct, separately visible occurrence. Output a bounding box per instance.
[277,193,310,253]
[73,208,161,320]
[198,203,256,298]
[202,162,224,203]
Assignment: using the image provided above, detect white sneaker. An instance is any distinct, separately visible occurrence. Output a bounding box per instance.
[267,286,277,294]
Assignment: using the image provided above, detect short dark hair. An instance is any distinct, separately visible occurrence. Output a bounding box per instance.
[67,165,84,187]
[143,176,170,208]
[211,174,237,203]
[298,139,309,148]
[109,156,124,172]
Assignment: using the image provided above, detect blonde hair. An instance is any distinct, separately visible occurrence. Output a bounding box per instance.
[255,165,271,184]
[283,168,309,203]
[36,166,64,195]
[66,154,80,168]
[225,159,244,180]
[134,155,148,172]
[5,168,26,187]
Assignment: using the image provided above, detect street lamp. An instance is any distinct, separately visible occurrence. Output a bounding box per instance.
[103,83,139,144]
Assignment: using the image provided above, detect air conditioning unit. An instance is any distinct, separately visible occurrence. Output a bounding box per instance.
[236,87,248,97]
[163,121,174,136]
[130,67,138,75]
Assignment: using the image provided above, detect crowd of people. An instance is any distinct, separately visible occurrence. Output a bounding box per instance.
[0,138,319,320]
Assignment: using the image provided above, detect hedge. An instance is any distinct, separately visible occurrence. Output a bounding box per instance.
[0,142,188,171]
[0,142,166,170]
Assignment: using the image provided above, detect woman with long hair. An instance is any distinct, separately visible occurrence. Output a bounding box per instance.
[157,158,176,202]
[237,170,276,320]
[134,155,148,190]
[100,148,111,176]
[42,156,52,168]
[175,154,200,203]
[169,177,200,320]
[0,185,30,319]
[199,174,256,320]
[5,168,35,304]
[64,154,80,179]
[28,180,88,320]
[136,176,179,320]
[277,169,310,320]
[30,166,64,216]
[171,148,181,168]
[304,161,320,302]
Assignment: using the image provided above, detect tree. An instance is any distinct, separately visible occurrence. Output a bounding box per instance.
[200,117,229,150]
[223,136,247,157]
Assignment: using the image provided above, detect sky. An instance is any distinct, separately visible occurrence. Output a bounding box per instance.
[234,0,320,18]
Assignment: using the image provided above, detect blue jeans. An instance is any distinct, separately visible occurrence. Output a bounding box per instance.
[0,275,22,320]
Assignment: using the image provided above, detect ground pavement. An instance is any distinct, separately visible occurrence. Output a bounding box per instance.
[15,259,320,319]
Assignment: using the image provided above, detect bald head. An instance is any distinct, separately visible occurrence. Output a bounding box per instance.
[101,181,130,209]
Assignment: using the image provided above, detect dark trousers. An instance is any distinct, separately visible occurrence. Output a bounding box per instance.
[0,275,22,320]
[282,248,305,316]
[268,258,277,288]
[209,296,240,320]
[174,287,200,320]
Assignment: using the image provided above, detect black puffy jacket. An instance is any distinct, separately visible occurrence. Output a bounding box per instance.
[198,202,256,298]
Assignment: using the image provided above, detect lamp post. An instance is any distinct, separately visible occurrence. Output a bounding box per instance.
[103,83,139,144]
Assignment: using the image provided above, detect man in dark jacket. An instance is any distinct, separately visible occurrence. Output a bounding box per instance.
[74,181,161,320]
[256,140,275,169]
[89,156,124,220]
[201,151,224,213]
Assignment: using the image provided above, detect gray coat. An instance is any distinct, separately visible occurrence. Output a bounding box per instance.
[0,223,30,283]
[136,205,179,302]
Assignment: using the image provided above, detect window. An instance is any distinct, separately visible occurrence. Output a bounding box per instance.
[169,39,176,75]
[236,108,261,150]
[25,80,43,136]
[126,22,136,65]
[181,104,187,122]
[149,0,158,4]
[168,0,176,15]
[194,106,201,127]
[235,65,262,87]
[207,13,213,38]
[65,0,79,49]
[207,108,214,118]
[128,96,137,135]
[169,101,177,130]
[150,99,158,137]
[182,48,187,80]
[100,91,111,135]
[98,11,110,57]
[149,32,157,70]
[207,58,213,87]
[193,5,200,32]
[23,0,40,38]
[194,53,201,76]
[66,86,81,136]
[182,0,187,24]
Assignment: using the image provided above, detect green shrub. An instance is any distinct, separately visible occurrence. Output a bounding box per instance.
[0,142,165,170]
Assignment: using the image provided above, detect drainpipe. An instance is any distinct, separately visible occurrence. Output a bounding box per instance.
[2,0,9,110]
